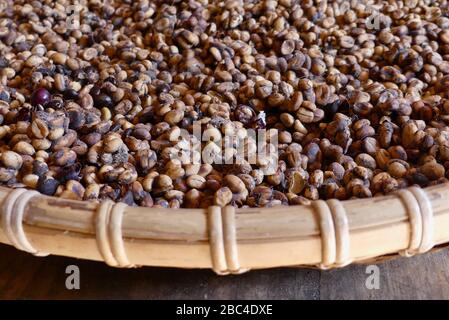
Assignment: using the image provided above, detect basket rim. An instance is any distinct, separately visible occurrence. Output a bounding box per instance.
[0,183,448,274]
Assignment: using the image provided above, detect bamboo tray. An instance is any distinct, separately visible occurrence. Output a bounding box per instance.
[0,183,447,275]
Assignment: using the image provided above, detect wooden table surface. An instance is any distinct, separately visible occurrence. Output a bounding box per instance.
[1,243,449,299]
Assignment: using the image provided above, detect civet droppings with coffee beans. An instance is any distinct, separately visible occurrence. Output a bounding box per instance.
[1,0,449,208]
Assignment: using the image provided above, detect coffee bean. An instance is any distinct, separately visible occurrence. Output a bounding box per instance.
[37,177,60,196]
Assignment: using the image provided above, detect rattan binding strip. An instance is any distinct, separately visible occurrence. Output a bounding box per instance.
[208,205,249,275]
[326,199,351,267]
[1,188,48,256]
[396,186,434,256]
[312,199,351,269]
[96,200,134,268]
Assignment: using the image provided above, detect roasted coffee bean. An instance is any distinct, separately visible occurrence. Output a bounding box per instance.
[37,177,60,196]
[64,89,80,100]
[0,151,22,169]
[68,110,85,130]
[57,163,82,182]
[94,94,114,108]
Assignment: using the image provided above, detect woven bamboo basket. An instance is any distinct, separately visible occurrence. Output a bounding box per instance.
[0,182,448,275]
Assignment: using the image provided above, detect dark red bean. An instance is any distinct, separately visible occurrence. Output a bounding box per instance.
[31,88,51,107]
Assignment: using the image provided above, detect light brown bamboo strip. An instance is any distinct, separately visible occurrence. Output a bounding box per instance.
[109,202,134,268]
[312,200,336,269]
[327,199,351,267]
[396,189,423,257]
[222,206,247,274]
[1,188,28,251]
[409,186,434,253]
[207,206,227,273]
[96,200,118,267]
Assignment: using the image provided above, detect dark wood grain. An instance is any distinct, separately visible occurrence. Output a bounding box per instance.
[1,243,448,299]
[320,248,449,300]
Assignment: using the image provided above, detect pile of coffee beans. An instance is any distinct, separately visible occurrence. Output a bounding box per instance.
[1,0,449,208]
